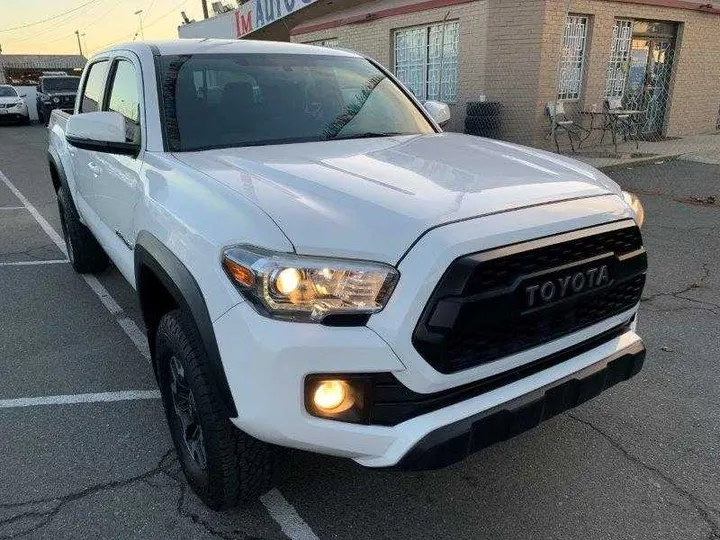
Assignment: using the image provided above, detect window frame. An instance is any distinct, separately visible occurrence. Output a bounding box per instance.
[604,19,634,99]
[78,59,110,114]
[558,14,589,101]
[393,20,460,104]
[103,57,144,146]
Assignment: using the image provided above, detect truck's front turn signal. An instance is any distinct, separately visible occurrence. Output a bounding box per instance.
[222,257,255,288]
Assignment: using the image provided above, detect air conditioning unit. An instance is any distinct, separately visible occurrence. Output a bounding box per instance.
[211,1,234,14]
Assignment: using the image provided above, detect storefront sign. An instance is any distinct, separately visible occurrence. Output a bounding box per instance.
[236,0,318,38]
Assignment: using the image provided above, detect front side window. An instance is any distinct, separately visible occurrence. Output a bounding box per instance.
[0,86,18,97]
[159,53,435,152]
[394,21,459,103]
[558,15,589,100]
[106,60,141,144]
[80,62,109,113]
[605,19,633,98]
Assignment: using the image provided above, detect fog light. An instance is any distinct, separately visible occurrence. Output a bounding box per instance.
[305,375,370,423]
[313,380,353,413]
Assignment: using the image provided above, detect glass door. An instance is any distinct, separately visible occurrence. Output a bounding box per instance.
[625,30,676,137]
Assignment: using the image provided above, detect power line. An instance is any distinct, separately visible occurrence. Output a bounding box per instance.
[6,0,113,45]
[144,0,190,29]
[92,0,190,52]
[0,0,103,33]
[145,0,159,19]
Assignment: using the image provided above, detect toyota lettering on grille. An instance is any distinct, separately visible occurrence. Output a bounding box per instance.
[525,264,610,309]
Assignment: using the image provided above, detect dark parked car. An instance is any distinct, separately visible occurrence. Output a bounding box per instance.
[36,76,80,125]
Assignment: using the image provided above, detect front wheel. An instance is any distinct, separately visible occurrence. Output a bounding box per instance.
[156,309,274,509]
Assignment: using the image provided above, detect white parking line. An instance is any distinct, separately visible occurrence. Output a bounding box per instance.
[0,167,319,539]
[118,316,152,359]
[0,390,161,409]
[0,259,69,266]
[0,206,26,210]
[261,489,321,540]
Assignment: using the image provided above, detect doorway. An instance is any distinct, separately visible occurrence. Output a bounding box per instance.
[625,21,678,138]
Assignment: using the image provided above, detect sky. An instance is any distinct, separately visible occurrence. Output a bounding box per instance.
[0,0,207,56]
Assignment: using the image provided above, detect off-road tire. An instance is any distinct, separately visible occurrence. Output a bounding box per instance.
[57,186,109,274]
[156,309,274,510]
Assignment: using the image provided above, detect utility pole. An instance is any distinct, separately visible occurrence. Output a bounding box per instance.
[202,0,209,19]
[134,10,145,40]
[0,44,5,85]
[74,30,84,57]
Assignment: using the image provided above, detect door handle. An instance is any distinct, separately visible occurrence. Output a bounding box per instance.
[88,162,102,175]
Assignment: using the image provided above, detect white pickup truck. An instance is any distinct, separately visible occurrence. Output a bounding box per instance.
[48,39,648,509]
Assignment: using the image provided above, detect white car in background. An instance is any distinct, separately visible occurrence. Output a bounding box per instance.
[0,85,30,125]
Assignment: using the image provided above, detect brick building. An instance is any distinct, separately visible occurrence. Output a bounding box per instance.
[179,0,720,147]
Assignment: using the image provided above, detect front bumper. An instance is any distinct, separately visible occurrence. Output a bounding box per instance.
[0,108,28,122]
[214,300,644,468]
[395,339,645,470]
[213,195,644,468]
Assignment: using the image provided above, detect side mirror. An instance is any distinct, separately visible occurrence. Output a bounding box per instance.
[19,94,27,98]
[424,100,451,127]
[66,111,138,156]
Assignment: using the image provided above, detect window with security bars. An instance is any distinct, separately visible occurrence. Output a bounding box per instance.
[558,15,588,100]
[305,38,339,48]
[605,20,633,98]
[394,21,459,103]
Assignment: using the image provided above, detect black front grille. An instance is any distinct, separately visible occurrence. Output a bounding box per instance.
[412,220,647,374]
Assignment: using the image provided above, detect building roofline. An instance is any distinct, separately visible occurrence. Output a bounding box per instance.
[291,0,474,36]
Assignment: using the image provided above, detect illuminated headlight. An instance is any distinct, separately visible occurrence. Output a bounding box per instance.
[53,97,60,104]
[222,246,399,323]
[622,191,645,228]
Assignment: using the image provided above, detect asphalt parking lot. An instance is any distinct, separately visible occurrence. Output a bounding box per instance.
[0,124,718,540]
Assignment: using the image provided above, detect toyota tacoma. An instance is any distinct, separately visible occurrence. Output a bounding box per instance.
[47,40,648,509]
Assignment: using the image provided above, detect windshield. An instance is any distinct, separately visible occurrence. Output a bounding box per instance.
[43,77,80,93]
[0,86,18,97]
[160,53,435,151]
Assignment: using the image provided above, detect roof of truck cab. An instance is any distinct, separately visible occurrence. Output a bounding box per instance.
[101,39,361,58]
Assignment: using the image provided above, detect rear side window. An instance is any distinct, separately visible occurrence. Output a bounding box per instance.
[106,60,141,144]
[80,61,109,113]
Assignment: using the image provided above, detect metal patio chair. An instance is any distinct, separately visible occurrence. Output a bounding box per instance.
[545,101,584,153]
[603,97,641,153]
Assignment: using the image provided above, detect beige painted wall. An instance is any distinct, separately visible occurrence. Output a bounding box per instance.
[539,0,720,143]
[290,0,720,145]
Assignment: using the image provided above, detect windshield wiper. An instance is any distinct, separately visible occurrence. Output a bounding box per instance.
[331,132,405,141]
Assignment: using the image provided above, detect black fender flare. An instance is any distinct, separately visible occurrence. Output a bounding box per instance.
[47,151,69,193]
[134,231,238,417]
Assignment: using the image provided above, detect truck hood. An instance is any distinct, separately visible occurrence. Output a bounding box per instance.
[175,133,621,264]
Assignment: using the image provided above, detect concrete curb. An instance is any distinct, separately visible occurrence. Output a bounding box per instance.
[597,153,685,172]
